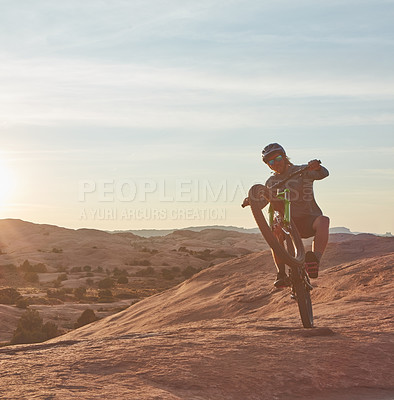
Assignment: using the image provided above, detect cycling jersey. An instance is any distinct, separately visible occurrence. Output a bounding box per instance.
[265,164,329,219]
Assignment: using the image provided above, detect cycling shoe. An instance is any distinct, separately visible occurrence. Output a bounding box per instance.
[305,251,319,278]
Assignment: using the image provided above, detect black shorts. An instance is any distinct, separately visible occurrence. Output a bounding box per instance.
[292,215,319,239]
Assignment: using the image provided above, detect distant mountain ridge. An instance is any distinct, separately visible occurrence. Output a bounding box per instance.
[110,225,259,237]
[111,225,368,237]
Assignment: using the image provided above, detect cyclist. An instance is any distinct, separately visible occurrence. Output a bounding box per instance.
[261,143,330,288]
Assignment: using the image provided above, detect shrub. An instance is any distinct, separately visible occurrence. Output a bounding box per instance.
[99,289,112,298]
[52,248,63,253]
[25,296,52,306]
[98,289,114,303]
[74,287,86,300]
[20,260,32,271]
[182,266,200,279]
[20,261,47,273]
[134,266,155,277]
[0,288,22,305]
[161,268,175,280]
[113,268,128,278]
[47,289,66,301]
[43,321,60,339]
[1,264,17,272]
[70,266,82,273]
[33,263,47,273]
[115,292,135,299]
[11,309,60,344]
[52,279,61,288]
[117,276,129,284]
[24,271,39,283]
[113,267,123,277]
[74,309,97,328]
[128,259,151,267]
[57,273,68,282]
[83,265,91,272]
[195,249,213,261]
[15,298,29,309]
[98,277,113,289]
[20,260,46,281]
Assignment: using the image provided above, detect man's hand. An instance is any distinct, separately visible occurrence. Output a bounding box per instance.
[241,197,250,208]
[242,186,271,209]
[308,159,321,171]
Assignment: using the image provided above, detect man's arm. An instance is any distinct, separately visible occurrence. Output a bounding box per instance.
[305,159,329,180]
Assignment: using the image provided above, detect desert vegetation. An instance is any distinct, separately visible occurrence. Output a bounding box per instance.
[0,257,205,345]
[0,221,265,345]
[74,309,98,328]
[11,309,61,344]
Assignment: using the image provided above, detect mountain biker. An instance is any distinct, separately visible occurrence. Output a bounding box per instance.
[258,143,330,288]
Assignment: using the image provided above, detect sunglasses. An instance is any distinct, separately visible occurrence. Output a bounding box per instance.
[267,154,283,165]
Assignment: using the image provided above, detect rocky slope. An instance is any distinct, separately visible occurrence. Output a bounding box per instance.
[0,231,393,399]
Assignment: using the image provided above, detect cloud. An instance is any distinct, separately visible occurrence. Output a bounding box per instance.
[0,54,393,130]
[1,1,393,132]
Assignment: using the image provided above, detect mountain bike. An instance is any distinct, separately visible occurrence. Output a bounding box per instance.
[243,165,314,328]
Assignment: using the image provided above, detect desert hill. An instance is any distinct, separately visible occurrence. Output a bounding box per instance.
[0,219,269,343]
[0,219,266,271]
[0,231,393,399]
[0,219,390,275]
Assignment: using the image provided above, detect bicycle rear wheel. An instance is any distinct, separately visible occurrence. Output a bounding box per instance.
[291,268,314,328]
[248,184,305,267]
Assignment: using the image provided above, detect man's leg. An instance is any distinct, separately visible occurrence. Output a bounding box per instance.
[312,215,330,260]
[272,249,285,274]
[271,249,290,287]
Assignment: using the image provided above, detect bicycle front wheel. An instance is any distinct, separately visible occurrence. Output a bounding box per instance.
[292,269,314,328]
[248,184,305,267]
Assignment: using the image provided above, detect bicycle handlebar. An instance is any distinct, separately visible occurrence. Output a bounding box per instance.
[268,161,320,190]
[241,160,321,208]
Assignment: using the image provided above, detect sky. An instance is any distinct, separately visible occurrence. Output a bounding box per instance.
[0,0,393,234]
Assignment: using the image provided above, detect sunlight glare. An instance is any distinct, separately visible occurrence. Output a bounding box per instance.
[0,161,14,204]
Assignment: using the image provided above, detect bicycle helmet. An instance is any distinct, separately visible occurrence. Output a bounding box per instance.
[262,143,286,163]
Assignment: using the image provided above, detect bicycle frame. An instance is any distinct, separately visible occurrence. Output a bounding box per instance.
[268,188,291,228]
[267,163,312,230]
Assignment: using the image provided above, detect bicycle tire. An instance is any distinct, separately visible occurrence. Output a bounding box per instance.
[292,269,314,328]
[248,184,305,267]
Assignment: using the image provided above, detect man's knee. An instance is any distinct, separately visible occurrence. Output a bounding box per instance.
[314,215,330,231]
